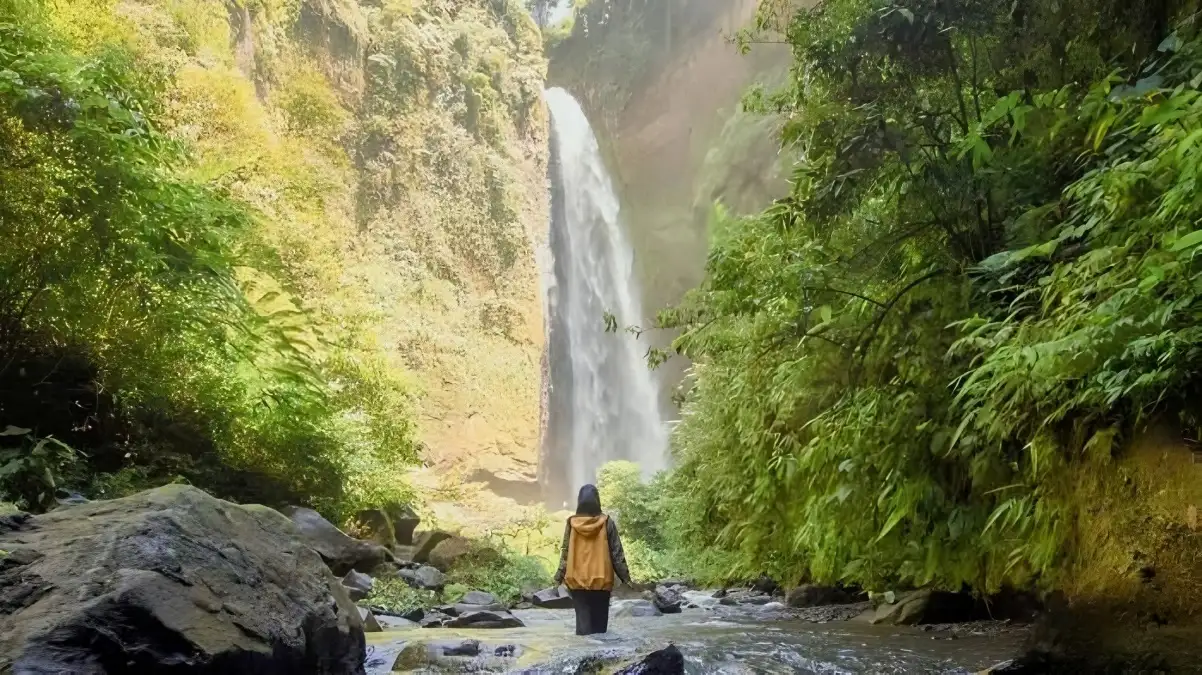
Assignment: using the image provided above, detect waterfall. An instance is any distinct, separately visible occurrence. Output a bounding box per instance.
[540,87,668,504]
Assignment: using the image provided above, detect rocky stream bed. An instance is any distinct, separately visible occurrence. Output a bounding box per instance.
[0,485,1035,673]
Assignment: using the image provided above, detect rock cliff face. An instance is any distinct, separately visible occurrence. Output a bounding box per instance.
[548,0,792,403]
[116,0,550,484]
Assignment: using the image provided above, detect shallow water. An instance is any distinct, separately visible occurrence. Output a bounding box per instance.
[365,601,1023,674]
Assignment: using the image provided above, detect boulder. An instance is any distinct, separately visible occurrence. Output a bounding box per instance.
[419,611,452,628]
[615,644,685,675]
[751,575,781,596]
[282,505,392,576]
[652,586,683,614]
[446,610,525,629]
[532,585,574,609]
[358,606,383,633]
[871,589,977,625]
[400,607,425,622]
[786,584,855,608]
[383,502,421,545]
[455,601,508,614]
[427,534,478,572]
[375,614,417,630]
[352,508,396,549]
[462,590,497,606]
[411,530,455,564]
[0,485,365,674]
[614,599,662,618]
[342,569,374,601]
[410,565,445,591]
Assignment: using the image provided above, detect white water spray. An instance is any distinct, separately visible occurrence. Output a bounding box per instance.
[540,87,668,498]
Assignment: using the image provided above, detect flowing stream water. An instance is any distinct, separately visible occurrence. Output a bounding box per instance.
[539,88,668,503]
[365,595,1024,673]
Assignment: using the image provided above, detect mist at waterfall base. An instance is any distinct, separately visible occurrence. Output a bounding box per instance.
[539,88,669,506]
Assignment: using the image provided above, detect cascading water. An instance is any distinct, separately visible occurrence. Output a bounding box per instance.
[539,87,668,504]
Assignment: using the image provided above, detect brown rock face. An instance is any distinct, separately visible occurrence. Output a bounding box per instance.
[0,485,365,674]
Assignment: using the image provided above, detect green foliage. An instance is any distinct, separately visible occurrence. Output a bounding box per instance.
[0,427,81,511]
[661,0,1201,593]
[445,540,552,604]
[365,578,439,614]
[0,0,418,516]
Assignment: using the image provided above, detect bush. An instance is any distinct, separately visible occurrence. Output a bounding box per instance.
[446,541,552,604]
[364,578,438,614]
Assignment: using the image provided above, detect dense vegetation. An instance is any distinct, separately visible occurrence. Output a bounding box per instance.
[653,0,1202,593]
[0,0,547,521]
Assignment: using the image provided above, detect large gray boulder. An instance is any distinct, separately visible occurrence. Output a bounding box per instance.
[0,484,365,674]
[282,505,392,576]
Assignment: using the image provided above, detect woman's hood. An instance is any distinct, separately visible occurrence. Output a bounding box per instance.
[569,514,608,537]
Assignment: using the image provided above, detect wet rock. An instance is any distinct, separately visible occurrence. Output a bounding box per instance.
[614,599,662,617]
[786,584,855,608]
[52,489,89,508]
[384,502,421,545]
[358,606,383,632]
[514,601,533,610]
[438,638,481,656]
[455,601,508,614]
[0,485,365,673]
[872,589,977,625]
[435,604,460,617]
[419,611,452,628]
[712,588,728,599]
[446,609,525,628]
[615,644,686,675]
[282,504,392,576]
[720,589,773,606]
[342,569,374,601]
[751,575,781,596]
[400,607,425,622]
[375,614,417,630]
[652,586,682,614]
[532,585,574,608]
[462,590,497,605]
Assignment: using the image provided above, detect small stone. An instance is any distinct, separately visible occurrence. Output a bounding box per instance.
[341,570,373,601]
[532,585,573,609]
[357,606,383,633]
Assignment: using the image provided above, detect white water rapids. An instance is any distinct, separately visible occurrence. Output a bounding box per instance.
[540,87,668,502]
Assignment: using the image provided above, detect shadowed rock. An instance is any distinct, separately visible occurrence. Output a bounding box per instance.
[0,485,365,674]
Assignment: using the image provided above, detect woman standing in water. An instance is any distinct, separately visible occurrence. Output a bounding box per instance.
[553,484,632,635]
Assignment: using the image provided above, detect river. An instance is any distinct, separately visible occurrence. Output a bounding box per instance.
[364,595,1024,673]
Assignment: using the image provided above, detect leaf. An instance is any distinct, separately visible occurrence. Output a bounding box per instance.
[819,305,833,323]
[875,508,907,542]
[1171,229,1202,252]
[0,426,30,437]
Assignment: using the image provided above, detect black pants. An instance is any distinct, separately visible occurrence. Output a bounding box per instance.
[570,589,611,635]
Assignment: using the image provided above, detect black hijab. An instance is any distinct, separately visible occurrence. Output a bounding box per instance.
[575,484,602,516]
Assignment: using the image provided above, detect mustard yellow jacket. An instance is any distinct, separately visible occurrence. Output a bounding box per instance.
[553,514,632,590]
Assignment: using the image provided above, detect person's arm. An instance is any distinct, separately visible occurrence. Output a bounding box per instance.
[553,519,570,585]
[607,517,632,586]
